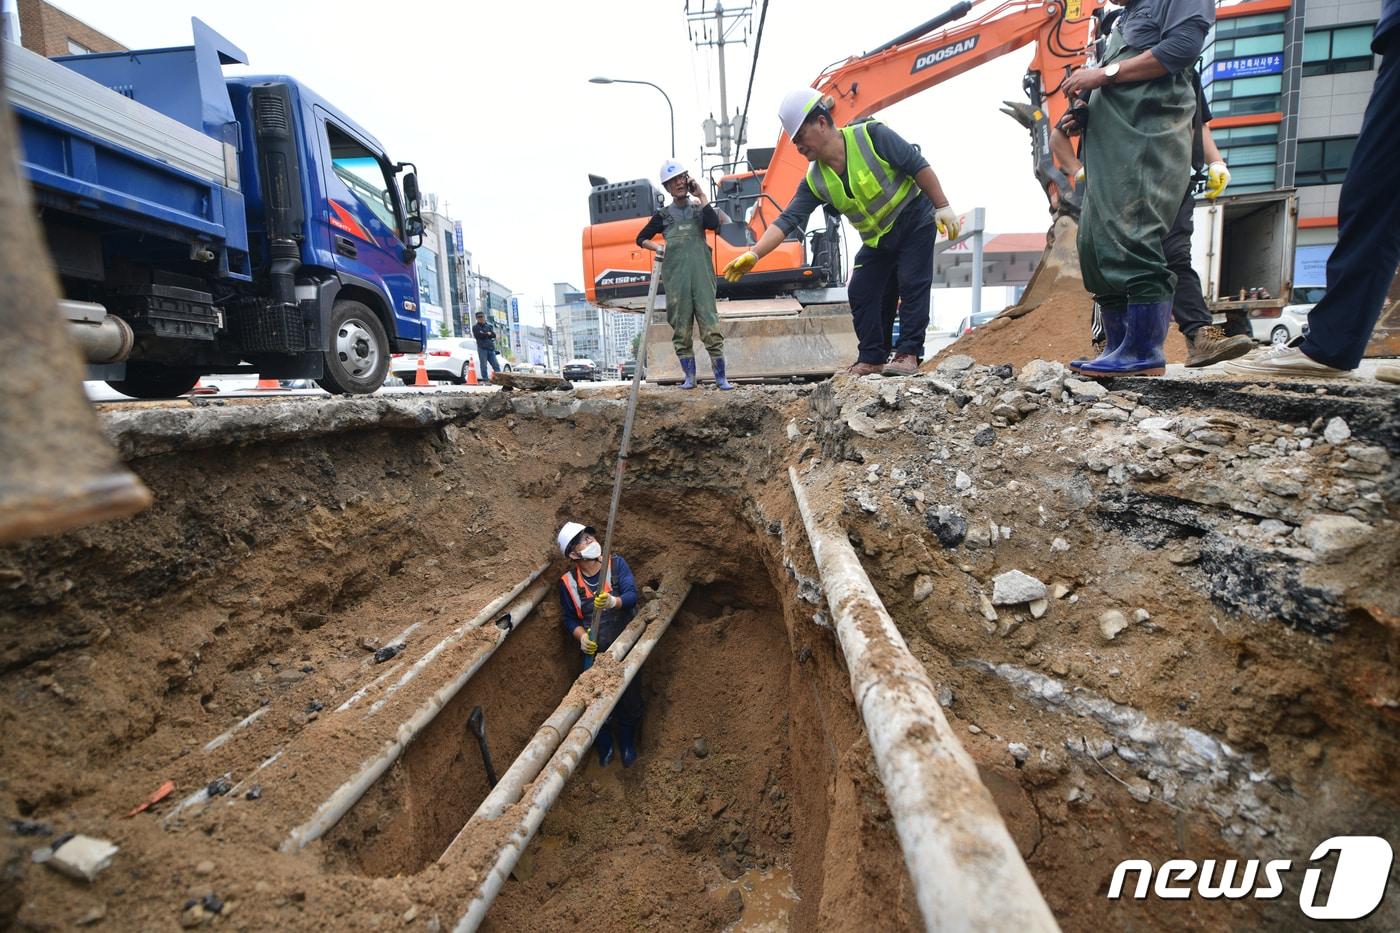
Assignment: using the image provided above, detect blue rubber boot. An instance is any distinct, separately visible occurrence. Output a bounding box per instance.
[711,356,736,390]
[617,719,638,768]
[1076,301,1171,378]
[595,722,614,767]
[1070,305,1127,373]
[679,357,697,390]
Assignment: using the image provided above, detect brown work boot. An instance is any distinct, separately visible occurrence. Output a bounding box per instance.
[882,353,919,376]
[842,361,884,376]
[1185,326,1255,367]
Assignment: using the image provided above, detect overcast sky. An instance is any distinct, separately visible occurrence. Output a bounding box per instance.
[54,0,1054,328]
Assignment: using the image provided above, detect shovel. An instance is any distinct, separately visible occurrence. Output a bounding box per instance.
[466,706,498,788]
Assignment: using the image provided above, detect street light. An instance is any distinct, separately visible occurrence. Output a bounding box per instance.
[589,76,675,158]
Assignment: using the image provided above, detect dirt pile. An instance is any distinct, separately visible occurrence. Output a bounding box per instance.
[1,371,1396,931]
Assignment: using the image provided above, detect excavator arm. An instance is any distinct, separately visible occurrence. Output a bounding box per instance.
[750,0,1101,240]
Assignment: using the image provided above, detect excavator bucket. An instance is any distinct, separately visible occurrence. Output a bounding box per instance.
[643,299,858,383]
[0,105,151,545]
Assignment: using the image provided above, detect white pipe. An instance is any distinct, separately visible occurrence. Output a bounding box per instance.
[201,706,269,754]
[448,585,689,932]
[438,595,666,856]
[789,467,1059,932]
[366,565,546,716]
[279,574,552,853]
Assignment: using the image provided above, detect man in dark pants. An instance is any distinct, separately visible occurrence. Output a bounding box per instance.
[471,311,503,381]
[722,88,961,377]
[1229,0,1400,377]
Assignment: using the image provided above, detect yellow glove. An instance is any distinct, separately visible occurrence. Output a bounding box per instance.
[935,206,961,240]
[1074,167,1086,188]
[593,591,616,611]
[579,633,598,655]
[722,251,758,282]
[1205,161,1230,200]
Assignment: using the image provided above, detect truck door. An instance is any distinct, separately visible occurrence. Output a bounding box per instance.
[315,111,420,340]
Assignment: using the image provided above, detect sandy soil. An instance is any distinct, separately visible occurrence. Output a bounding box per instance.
[1,372,1396,931]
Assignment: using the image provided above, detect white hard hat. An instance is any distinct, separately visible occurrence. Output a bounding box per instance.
[556,521,594,557]
[778,88,828,138]
[659,159,688,184]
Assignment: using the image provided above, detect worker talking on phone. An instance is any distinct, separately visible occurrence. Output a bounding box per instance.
[636,160,735,390]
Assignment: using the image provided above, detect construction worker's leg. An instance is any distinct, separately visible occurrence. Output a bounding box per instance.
[477,348,490,380]
[892,220,936,360]
[694,267,725,359]
[490,349,504,376]
[667,284,696,359]
[1164,191,1211,338]
[880,275,899,352]
[847,244,899,364]
[615,674,644,767]
[1299,49,1400,370]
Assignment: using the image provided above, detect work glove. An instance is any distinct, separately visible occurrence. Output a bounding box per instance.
[1074,167,1086,188]
[723,251,759,282]
[579,633,598,656]
[593,591,617,611]
[935,206,961,241]
[1205,161,1230,200]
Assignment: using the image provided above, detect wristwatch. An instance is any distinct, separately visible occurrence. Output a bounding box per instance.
[1104,62,1122,84]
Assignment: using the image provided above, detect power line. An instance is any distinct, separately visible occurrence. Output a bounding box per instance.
[737,0,770,165]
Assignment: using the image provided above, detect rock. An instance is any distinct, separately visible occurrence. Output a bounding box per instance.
[1065,378,1108,399]
[937,685,954,708]
[912,576,935,603]
[1299,514,1372,561]
[1050,583,1071,600]
[403,906,420,924]
[973,425,997,446]
[1127,780,1154,804]
[846,411,880,439]
[180,905,209,929]
[1029,598,1048,619]
[1132,609,1151,624]
[1008,743,1030,763]
[890,467,908,484]
[693,738,709,759]
[924,507,967,548]
[786,420,801,441]
[954,470,972,491]
[938,354,976,373]
[46,835,117,882]
[978,595,998,623]
[1099,610,1129,641]
[964,523,993,549]
[856,489,879,514]
[8,819,51,837]
[1017,359,1064,387]
[1088,406,1130,424]
[990,363,1014,379]
[76,904,107,926]
[1258,519,1291,539]
[274,668,306,685]
[968,724,983,734]
[1050,537,1069,553]
[719,854,744,881]
[991,570,1047,606]
[373,643,404,663]
[195,860,215,876]
[1323,417,1351,444]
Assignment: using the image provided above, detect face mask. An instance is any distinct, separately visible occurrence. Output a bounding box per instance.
[579,542,602,560]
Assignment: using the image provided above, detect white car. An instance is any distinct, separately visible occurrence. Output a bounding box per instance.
[1251,303,1312,347]
[390,338,509,384]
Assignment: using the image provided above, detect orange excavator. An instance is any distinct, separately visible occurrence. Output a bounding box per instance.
[581,0,1104,381]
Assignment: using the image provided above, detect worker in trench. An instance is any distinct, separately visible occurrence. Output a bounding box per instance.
[636,160,736,390]
[720,89,961,377]
[556,521,643,767]
[1059,0,1215,377]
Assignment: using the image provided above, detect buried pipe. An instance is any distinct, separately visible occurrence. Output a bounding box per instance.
[445,584,690,932]
[279,572,552,853]
[789,467,1059,933]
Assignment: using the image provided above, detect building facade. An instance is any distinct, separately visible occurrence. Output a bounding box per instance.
[552,282,645,374]
[418,200,457,338]
[1203,0,1383,287]
[12,0,124,56]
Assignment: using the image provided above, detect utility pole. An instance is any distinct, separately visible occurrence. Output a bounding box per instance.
[687,1,751,169]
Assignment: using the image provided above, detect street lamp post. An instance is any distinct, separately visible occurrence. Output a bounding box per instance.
[589,77,675,158]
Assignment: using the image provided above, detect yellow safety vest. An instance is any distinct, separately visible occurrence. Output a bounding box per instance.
[805,120,918,248]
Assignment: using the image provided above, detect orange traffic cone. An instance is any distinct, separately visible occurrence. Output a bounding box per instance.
[254,375,287,391]
[466,360,478,386]
[414,354,430,387]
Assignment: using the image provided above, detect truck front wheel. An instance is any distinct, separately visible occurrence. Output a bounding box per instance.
[318,300,389,395]
[108,364,201,400]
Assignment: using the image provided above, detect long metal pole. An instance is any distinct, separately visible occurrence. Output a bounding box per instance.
[588,262,662,643]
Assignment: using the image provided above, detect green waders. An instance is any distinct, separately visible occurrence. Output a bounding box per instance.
[661,211,723,359]
[1077,30,1197,308]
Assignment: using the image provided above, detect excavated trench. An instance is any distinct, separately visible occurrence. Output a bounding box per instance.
[1,375,1397,932]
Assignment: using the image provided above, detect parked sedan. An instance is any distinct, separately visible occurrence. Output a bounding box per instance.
[954,309,1002,336]
[1250,303,1313,346]
[390,338,509,384]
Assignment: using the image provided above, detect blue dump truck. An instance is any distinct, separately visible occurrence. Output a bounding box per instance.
[3,19,426,397]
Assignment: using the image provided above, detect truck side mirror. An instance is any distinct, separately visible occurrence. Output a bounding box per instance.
[402,171,421,216]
